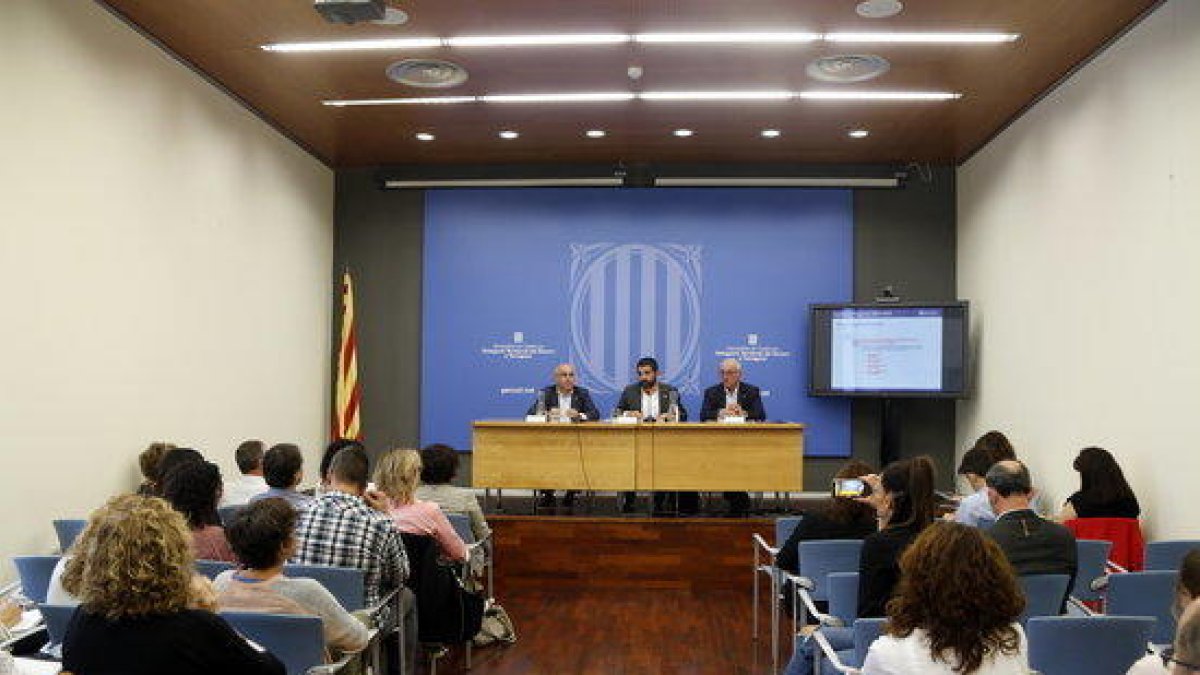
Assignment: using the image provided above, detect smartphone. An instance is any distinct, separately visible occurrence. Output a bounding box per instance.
[832,478,871,498]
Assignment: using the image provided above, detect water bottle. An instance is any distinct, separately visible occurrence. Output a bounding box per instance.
[534,389,547,418]
[667,389,680,423]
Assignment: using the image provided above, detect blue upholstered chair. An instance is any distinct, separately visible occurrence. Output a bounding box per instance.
[52,519,87,553]
[1018,574,1071,625]
[1145,540,1200,572]
[1071,539,1113,606]
[13,555,61,604]
[220,611,351,675]
[1106,570,1179,646]
[1026,616,1154,675]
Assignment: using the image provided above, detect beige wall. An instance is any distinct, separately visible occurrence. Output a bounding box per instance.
[0,1,333,569]
[957,0,1200,538]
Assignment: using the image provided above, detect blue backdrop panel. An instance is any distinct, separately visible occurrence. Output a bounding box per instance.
[421,188,853,457]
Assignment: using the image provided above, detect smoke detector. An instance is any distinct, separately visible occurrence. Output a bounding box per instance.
[856,0,904,19]
[386,59,469,88]
[805,55,891,83]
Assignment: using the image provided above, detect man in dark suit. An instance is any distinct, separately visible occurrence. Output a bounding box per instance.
[985,460,1078,611]
[527,363,601,508]
[614,357,691,514]
[699,358,766,516]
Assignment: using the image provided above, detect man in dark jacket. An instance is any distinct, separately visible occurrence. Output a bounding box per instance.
[699,358,766,516]
[527,363,601,508]
[985,460,1078,611]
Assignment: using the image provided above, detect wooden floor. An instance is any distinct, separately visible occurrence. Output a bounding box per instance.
[426,515,784,674]
[436,588,777,675]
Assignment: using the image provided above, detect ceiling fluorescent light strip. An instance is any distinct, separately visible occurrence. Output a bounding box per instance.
[264,31,1019,53]
[385,178,624,188]
[656,177,899,188]
[634,32,820,44]
[800,90,960,100]
[447,34,630,47]
[640,90,796,101]
[824,32,1019,44]
[324,90,960,106]
[262,38,443,52]
[481,92,636,103]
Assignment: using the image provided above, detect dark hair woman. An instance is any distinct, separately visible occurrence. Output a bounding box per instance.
[861,522,1027,674]
[857,455,939,618]
[1056,446,1140,521]
[161,460,236,562]
[776,459,877,575]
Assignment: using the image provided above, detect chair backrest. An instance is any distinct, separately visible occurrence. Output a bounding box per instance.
[219,611,324,675]
[13,555,61,604]
[1027,616,1153,675]
[1066,518,1145,571]
[775,516,803,549]
[797,540,863,601]
[37,603,77,649]
[52,519,87,553]
[283,563,365,611]
[1145,540,1200,572]
[218,505,245,528]
[1018,574,1071,625]
[1073,539,1113,602]
[851,617,887,667]
[1106,570,1178,645]
[826,572,860,625]
[446,512,474,544]
[195,559,237,580]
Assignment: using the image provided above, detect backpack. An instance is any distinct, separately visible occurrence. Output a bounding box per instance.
[400,533,485,643]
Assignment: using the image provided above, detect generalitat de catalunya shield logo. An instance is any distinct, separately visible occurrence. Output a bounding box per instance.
[568,243,702,395]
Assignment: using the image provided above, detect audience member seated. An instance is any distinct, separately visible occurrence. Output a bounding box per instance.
[152,446,205,494]
[1056,446,1141,521]
[162,459,237,562]
[857,455,939,619]
[221,439,268,507]
[776,459,877,575]
[249,443,313,511]
[861,522,1029,674]
[984,460,1077,609]
[415,443,492,543]
[214,498,368,656]
[374,448,467,562]
[318,438,365,493]
[953,431,1015,528]
[1127,550,1200,675]
[136,441,175,496]
[60,495,284,675]
[293,444,414,675]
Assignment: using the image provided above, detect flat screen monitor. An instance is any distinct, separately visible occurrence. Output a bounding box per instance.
[809,302,969,398]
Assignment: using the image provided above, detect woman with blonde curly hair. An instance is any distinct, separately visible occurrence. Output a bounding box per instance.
[372,448,467,561]
[861,522,1028,674]
[60,494,284,675]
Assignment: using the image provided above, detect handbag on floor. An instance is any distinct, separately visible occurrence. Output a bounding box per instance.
[473,598,517,647]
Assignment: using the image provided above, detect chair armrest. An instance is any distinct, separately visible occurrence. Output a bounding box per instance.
[1067,596,1099,615]
[363,587,401,622]
[1106,560,1129,574]
[752,533,779,558]
[812,630,861,674]
[781,573,842,627]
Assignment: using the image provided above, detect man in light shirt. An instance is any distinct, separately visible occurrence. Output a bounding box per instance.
[527,363,601,508]
[699,358,766,516]
[249,443,314,512]
[220,439,268,507]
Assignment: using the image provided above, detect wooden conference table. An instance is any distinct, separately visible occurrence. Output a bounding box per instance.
[471,420,804,491]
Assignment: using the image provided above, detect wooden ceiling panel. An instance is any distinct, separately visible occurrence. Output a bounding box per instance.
[98,0,1162,167]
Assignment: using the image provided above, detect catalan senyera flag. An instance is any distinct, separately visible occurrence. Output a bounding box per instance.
[334,271,362,440]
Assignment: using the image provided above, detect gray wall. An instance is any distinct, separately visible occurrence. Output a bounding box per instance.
[333,165,958,488]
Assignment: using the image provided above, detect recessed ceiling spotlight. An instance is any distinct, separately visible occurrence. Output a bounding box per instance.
[856,0,904,19]
[585,129,607,138]
[848,129,870,138]
[673,128,694,137]
[386,59,469,88]
[499,130,520,139]
[761,129,782,138]
[415,132,435,141]
[370,7,410,25]
[806,55,891,83]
